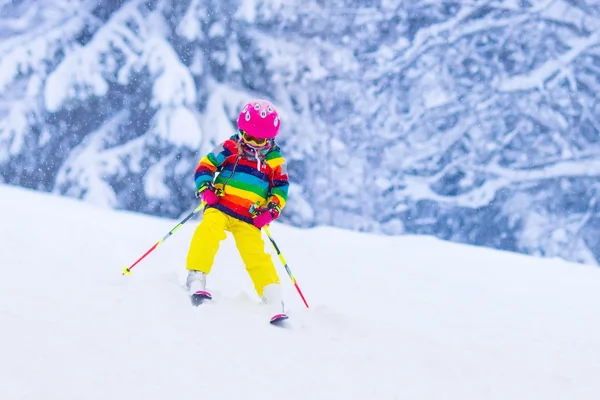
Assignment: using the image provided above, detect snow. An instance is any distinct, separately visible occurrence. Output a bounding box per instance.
[0,7,88,93]
[498,29,600,92]
[143,158,171,199]
[234,0,258,23]
[421,70,451,109]
[1,184,600,399]
[0,103,29,162]
[151,107,202,149]
[227,40,243,73]
[176,0,205,41]
[52,114,128,208]
[200,84,250,149]
[44,1,148,112]
[43,42,110,112]
[144,36,197,108]
[208,21,226,38]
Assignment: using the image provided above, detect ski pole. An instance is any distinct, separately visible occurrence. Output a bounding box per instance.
[122,202,206,276]
[263,225,310,308]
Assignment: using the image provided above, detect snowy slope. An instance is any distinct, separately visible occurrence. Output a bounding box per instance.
[1,183,600,399]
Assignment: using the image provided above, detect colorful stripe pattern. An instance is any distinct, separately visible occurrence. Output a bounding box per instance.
[194,139,289,224]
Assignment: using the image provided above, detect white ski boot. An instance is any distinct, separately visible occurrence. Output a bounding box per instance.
[261,283,288,324]
[186,270,212,306]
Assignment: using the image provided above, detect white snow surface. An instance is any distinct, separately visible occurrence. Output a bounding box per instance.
[1,184,600,399]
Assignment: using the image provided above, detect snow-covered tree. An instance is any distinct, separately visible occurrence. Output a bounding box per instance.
[2,0,600,265]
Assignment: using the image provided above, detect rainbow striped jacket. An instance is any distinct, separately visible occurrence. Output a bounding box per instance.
[194,138,289,224]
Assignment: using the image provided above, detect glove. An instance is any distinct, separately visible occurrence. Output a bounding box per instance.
[253,210,273,229]
[252,202,281,229]
[196,184,220,205]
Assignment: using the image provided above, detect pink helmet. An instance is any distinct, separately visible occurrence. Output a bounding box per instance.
[236,99,281,139]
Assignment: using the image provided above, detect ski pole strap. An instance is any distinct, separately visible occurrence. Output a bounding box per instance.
[198,183,223,197]
[268,202,281,218]
[249,201,261,216]
[249,201,280,218]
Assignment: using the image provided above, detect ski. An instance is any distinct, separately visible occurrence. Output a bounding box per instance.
[187,288,290,327]
[190,290,212,306]
[270,313,289,326]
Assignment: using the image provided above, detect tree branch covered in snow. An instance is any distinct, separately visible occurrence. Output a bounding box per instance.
[0,1,98,167]
[2,0,600,265]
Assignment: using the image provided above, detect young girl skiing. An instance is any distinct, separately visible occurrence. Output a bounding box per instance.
[185,99,290,323]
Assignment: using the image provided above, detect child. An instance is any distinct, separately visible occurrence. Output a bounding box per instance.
[185,99,290,322]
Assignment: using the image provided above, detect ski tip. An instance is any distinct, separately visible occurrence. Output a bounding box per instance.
[190,290,213,306]
[194,290,212,299]
[270,313,289,325]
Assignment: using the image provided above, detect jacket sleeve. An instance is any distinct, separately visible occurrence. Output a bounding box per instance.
[267,154,290,214]
[194,141,235,191]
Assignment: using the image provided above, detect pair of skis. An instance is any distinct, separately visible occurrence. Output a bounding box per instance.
[190,290,289,326]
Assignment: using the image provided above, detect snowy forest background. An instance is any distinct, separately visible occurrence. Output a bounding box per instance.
[1,0,600,265]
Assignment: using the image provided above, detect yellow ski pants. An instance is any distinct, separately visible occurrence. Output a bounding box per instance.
[186,208,280,297]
